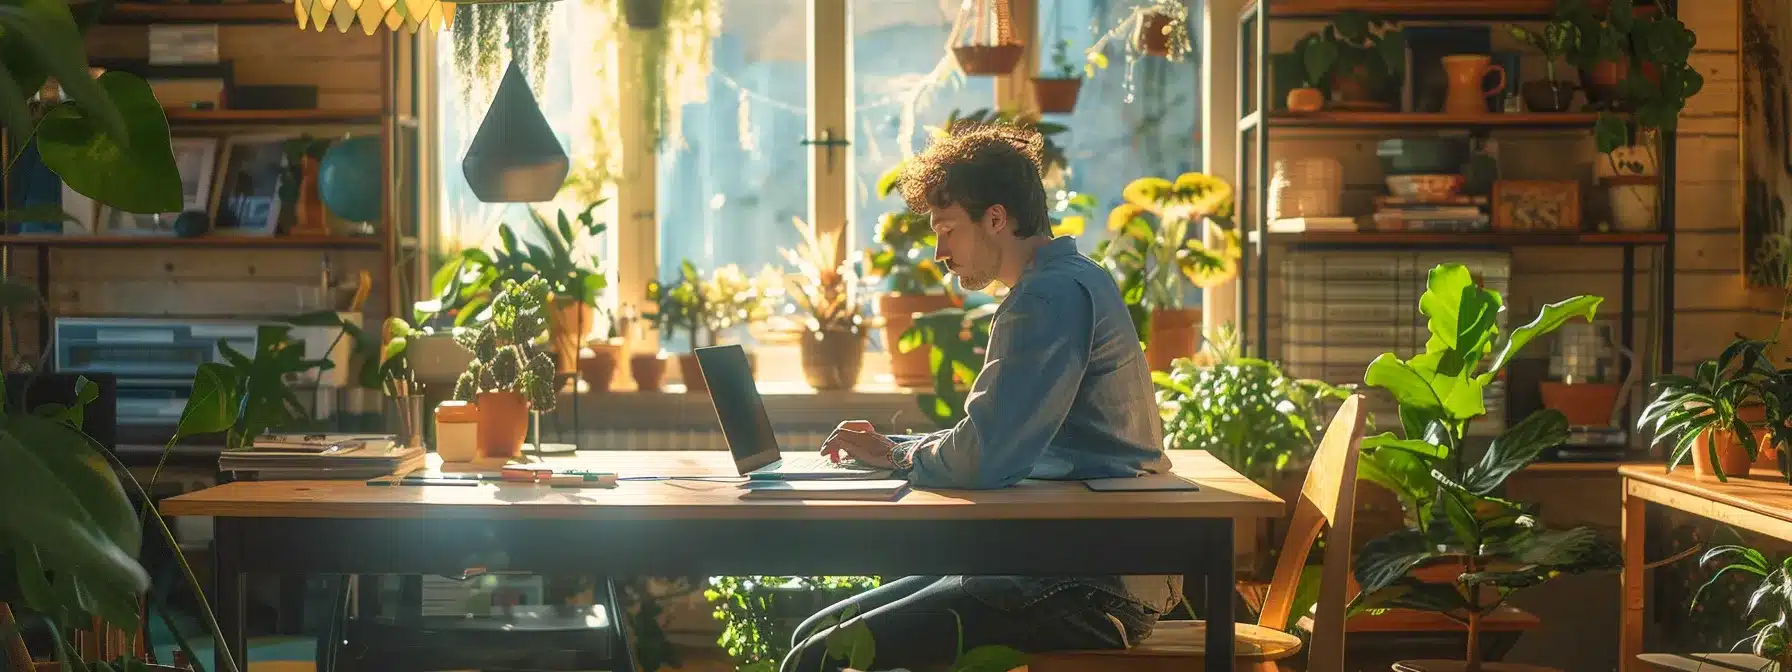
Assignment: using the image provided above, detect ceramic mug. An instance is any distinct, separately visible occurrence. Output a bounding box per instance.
[1441,54,1506,115]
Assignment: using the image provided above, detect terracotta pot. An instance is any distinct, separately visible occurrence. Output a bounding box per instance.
[475,391,529,460]
[1331,63,1385,106]
[622,0,662,28]
[677,353,707,393]
[1520,80,1576,112]
[1579,56,1627,107]
[1691,428,1753,479]
[1286,87,1324,112]
[579,341,622,392]
[292,155,330,236]
[549,297,594,378]
[630,352,668,392]
[1145,307,1201,372]
[879,293,959,388]
[952,44,1024,76]
[1539,382,1620,426]
[800,328,867,391]
[1031,77,1082,114]
[1136,12,1175,57]
[1755,431,1780,470]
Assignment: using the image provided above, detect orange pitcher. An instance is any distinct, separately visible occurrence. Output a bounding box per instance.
[1442,54,1505,115]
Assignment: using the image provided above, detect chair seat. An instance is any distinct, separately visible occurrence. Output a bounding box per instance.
[1636,653,1780,671]
[1026,620,1303,671]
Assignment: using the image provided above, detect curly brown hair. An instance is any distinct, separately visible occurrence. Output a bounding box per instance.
[898,122,1051,238]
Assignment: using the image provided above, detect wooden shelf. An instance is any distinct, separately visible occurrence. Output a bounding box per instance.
[0,235,383,249]
[1262,231,1669,247]
[164,108,385,125]
[103,2,293,24]
[1268,111,1601,129]
[1255,0,1556,19]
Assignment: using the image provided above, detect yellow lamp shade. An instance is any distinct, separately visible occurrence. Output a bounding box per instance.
[291,0,457,34]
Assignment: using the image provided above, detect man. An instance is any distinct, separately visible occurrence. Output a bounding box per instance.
[784,123,1178,672]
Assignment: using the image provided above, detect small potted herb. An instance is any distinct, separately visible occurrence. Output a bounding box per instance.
[451,277,558,459]
[1508,21,1579,112]
[1638,338,1778,481]
[1031,40,1083,114]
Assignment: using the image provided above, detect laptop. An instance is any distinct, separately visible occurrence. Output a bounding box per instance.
[694,345,893,480]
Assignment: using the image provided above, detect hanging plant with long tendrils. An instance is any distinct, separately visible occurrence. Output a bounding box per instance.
[451,3,553,103]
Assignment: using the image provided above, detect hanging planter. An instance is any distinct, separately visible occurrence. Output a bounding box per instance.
[1030,39,1083,114]
[1084,0,1192,88]
[461,61,570,203]
[952,0,1025,76]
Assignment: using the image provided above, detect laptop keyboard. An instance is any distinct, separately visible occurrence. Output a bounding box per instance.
[779,454,851,471]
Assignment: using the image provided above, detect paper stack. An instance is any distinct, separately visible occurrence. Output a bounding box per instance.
[219,433,424,480]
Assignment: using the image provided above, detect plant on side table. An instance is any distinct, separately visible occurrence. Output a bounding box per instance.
[1638,339,1780,481]
[1350,264,1619,672]
[780,218,867,391]
[1092,171,1238,371]
[1693,544,1792,667]
[645,261,776,394]
[866,167,956,388]
[452,277,558,460]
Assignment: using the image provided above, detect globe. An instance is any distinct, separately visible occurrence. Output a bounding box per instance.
[318,135,382,224]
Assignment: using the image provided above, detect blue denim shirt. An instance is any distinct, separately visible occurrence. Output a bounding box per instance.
[891,235,1181,613]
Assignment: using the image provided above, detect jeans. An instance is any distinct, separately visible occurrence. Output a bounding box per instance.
[780,576,1159,672]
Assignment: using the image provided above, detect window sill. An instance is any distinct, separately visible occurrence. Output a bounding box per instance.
[555,379,941,434]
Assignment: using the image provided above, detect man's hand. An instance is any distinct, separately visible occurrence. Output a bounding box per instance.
[820,420,898,469]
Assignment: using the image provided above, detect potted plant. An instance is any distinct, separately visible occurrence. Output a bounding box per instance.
[704,576,881,672]
[1694,545,1792,668]
[1351,264,1616,672]
[1031,40,1083,114]
[952,0,1025,76]
[1508,21,1579,112]
[1285,32,1338,112]
[452,277,558,459]
[1085,0,1191,68]
[1302,11,1405,109]
[866,168,957,388]
[1639,338,1779,481]
[898,304,1000,428]
[1092,172,1239,371]
[778,218,867,391]
[645,261,775,394]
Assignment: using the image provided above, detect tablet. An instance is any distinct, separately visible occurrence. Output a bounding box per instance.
[1083,474,1200,492]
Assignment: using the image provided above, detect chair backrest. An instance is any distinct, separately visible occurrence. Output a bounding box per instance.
[1254,394,1366,672]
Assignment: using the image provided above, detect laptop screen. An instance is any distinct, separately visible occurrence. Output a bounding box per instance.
[693,345,780,473]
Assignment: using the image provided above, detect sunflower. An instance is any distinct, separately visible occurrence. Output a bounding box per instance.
[1121,177,1175,211]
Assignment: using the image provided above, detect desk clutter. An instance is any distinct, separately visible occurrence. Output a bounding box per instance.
[220,433,423,480]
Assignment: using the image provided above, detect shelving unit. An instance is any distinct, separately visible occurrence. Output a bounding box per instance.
[164,108,387,126]
[0,235,384,249]
[100,2,294,25]
[1233,0,1677,435]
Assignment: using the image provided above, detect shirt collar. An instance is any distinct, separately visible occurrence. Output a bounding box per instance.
[1015,236,1079,289]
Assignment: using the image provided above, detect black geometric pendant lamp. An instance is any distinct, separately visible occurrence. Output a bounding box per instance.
[462,61,569,203]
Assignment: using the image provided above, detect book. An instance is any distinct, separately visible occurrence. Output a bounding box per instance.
[221,443,422,480]
[740,479,912,502]
[1269,217,1358,233]
[251,433,397,453]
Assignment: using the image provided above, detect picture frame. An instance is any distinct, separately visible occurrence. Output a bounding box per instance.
[171,136,220,215]
[1492,180,1581,232]
[213,134,290,236]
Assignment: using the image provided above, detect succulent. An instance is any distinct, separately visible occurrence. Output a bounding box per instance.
[452,277,559,412]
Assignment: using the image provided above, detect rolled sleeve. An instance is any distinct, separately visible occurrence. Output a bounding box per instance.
[905,285,1092,489]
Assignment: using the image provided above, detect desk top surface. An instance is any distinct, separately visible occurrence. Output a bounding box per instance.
[161,450,1285,521]
[1619,463,1792,532]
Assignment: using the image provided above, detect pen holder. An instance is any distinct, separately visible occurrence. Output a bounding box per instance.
[391,394,424,449]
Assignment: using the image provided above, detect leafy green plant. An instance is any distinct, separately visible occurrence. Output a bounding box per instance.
[816,605,1028,672]
[1694,545,1792,665]
[865,171,947,297]
[425,201,608,327]
[172,325,335,452]
[1307,11,1406,102]
[1289,32,1339,89]
[898,304,998,428]
[1557,0,1704,152]
[451,277,558,411]
[1083,0,1192,71]
[1639,339,1780,481]
[1046,39,1077,79]
[644,261,776,350]
[1091,172,1238,343]
[703,576,880,672]
[1507,20,1577,83]
[780,217,860,334]
[1153,324,1351,485]
[1349,264,1614,672]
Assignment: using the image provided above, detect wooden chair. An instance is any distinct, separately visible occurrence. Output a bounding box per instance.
[1025,394,1368,672]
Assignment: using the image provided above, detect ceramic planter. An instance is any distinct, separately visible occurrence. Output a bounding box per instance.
[1286,87,1324,112]
[579,340,623,392]
[1145,307,1201,372]
[1136,12,1175,57]
[630,352,669,392]
[1031,77,1082,114]
[800,328,867,391]
[476,391,530,460]
[878,293,959,388]
[952,44,1024,76]
[1691,427,1754,479]
[1520,80,1576,112]
[1539,382,1621,426]
[549,297,594,378]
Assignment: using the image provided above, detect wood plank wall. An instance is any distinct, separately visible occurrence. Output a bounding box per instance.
[9,22,390,359]
[1242,2,1788,374]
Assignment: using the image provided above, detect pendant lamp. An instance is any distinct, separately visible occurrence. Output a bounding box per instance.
[293,0,456,34]
[462,61,569,203]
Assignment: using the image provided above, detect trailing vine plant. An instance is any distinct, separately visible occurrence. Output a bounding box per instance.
[451,3,553,102]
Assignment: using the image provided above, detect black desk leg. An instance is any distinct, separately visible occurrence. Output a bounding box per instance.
[213,518,248,672]
[1201,518,1234,672]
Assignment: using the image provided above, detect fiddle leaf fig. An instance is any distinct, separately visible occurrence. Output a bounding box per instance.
[36,71,181,214]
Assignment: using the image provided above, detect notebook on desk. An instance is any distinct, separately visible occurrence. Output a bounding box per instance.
[740,479,911,501]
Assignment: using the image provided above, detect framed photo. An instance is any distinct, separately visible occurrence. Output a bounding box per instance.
[95,207,177,236]
[213,134,289,236]
[1492,180,1581,232]
[171,137,219,215]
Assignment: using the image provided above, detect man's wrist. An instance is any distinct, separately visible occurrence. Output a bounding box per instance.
[888,440,916,471]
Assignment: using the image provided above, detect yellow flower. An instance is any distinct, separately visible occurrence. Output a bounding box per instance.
[1052,216,1086,238]
[1122,177,1174,211]
[1107,204,1146,232]
[1171,172,1234,217]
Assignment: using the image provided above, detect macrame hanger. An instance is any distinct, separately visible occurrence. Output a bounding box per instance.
[992,0,1014,46]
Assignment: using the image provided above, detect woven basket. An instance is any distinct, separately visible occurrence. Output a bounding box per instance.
[1268,157,1343,220]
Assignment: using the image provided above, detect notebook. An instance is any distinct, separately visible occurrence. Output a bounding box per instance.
[740,479,911,502]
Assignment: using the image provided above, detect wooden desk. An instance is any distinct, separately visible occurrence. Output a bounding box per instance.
[1619,464,1792,671]
[163,450,1283,672]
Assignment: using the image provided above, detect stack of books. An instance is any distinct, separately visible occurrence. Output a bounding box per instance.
[1370,195,1491,232]
[219,433,423,480]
